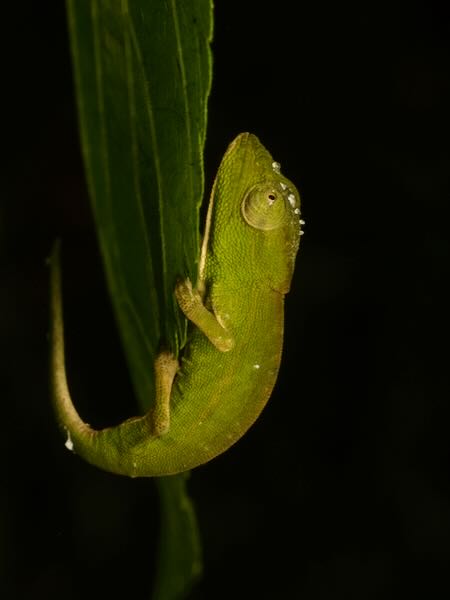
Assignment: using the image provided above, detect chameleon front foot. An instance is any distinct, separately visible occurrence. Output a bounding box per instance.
[175,278,234,352]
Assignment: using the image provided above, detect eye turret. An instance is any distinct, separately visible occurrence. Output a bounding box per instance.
[241,184,289,231]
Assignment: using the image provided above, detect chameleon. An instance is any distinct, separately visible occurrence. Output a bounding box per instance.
[50,132,303,477]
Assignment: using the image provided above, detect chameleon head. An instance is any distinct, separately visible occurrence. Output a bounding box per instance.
[208,133,302,294]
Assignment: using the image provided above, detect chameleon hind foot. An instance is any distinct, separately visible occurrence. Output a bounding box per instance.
[151,351,179,436]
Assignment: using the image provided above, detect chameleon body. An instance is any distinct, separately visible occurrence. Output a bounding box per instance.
[50,133,302,477]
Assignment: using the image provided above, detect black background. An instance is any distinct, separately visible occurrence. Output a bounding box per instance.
[2,2,450,598]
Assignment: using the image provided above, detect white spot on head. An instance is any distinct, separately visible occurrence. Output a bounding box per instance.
[280,182,287,190]
[272,161,281,173]
[300,230,305,235]
[253,364,260,369]
[294,208,300,214]
[65,429,74,452]
[299,219,305,225]
[288,193,296,207]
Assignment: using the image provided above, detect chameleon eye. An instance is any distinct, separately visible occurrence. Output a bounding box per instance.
[241,184,288,231]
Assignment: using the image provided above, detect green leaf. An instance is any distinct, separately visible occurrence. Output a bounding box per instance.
[66,1,212,598]
[153,474,202,600]
[66,0,213,407]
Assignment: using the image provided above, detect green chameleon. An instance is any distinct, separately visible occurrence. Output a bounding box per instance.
[50,133,303,477]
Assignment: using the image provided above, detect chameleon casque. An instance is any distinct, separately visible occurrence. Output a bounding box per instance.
[50,133,303,477]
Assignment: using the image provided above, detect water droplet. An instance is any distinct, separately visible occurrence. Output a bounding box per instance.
[65,429,74,452]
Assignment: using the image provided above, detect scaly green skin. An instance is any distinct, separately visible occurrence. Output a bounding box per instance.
[50,133,302,477]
